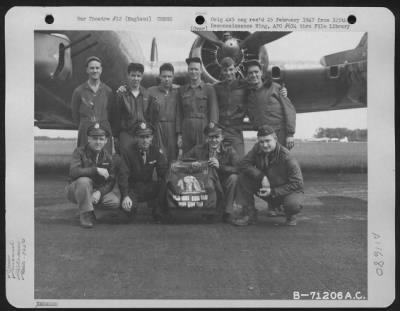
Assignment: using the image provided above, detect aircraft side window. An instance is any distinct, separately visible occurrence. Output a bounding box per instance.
[271,66,281,80]
[328,66,340,79]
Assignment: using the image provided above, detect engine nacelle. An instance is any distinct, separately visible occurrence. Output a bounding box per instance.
[189,31,269,83]
[35,32,72,81]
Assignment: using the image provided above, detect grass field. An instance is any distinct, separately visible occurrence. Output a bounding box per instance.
[35,139,367,174]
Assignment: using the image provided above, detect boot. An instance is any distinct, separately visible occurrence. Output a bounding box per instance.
[286,214,297,226]
[80,211,94,228]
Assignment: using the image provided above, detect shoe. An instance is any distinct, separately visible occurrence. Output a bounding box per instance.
[286,214,297,226]
[80,211,94,228]
[267,208,286,217]
[231,216,250,226]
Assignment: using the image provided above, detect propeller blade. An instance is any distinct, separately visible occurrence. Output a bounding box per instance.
[192,31,224,47]
[239,31,291,51]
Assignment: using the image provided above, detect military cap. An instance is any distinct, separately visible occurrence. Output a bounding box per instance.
[243,59,262,70]
[185,57,202,65]
[134,121,154,136]
[257,125,275,137]
[204,124,223,137]
[220,57,235,68]
[127,62,144,74]
[86,122,109,137]
[86,56,102,66]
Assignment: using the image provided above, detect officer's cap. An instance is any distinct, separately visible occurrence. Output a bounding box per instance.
[134,121,154,136]
[127,62,144,74]
[185,57,202,65]
[243,59,262,70]
[257,125,275,137]
[87,122,109,137]
[204,124,223,137]
[220,57,235,68]
[86,56,102,67]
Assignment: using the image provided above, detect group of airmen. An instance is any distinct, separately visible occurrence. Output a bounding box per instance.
[67,54,304,228]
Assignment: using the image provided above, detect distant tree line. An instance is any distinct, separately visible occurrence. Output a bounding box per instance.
[314,128,367,141]
[35,136,75,141]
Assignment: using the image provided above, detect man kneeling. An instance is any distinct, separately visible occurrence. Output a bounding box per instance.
[119,121,169,222]
[235,125,304,226]
[66,123,120,228]
[184,124,239,223]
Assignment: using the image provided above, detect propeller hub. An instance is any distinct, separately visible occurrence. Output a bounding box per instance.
[217,39,243,65]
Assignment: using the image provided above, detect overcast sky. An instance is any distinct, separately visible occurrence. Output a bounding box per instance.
[35,31,367,138]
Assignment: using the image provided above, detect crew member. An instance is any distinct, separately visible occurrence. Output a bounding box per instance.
[112,62,153,154]
[213,57,248,157]
[176,57,219,154]
[147,63,180,164]
[235,125,304,226]
[119,121,169,222]
[71,56,114,154]
[245,59,296,149]
[184,124,240,223]
[66,123,120,228]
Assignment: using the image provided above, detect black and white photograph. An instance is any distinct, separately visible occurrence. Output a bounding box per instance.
[5,6,395,308]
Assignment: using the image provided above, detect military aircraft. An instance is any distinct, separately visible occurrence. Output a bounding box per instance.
[34,30,367,130]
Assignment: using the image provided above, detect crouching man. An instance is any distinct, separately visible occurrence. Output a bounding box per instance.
[184,124,240,223]
[66,123,120,228]
[119,121,169,222]
[235,125,304,226]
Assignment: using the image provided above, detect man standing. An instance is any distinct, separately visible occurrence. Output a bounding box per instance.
[112,63,153,154]
[147,63,180,164]
[119,121,169,222]
[245,59,296,150]
[176,57,219,154]
[235,125,304,226]
[213,57,248,157]
[184,125,240,223]
[71,56,114,154]
[66,123,120,228]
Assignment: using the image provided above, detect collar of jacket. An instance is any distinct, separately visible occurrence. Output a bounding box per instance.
[185,80,204,90]
[248,79,275,91]
[157,84,173,93]
[84,144,104,161]
[256,142,281,164]
[84,81,105,92]
[126,85,146,96]
[203,141,227,154]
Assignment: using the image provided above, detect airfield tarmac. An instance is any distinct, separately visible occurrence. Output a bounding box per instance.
[34,172,367,301]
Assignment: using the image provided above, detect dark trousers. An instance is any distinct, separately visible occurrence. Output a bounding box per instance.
[275,128,287,148]
[235,173,303,216]
[129,180,167,213]
[222,128,245,158]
